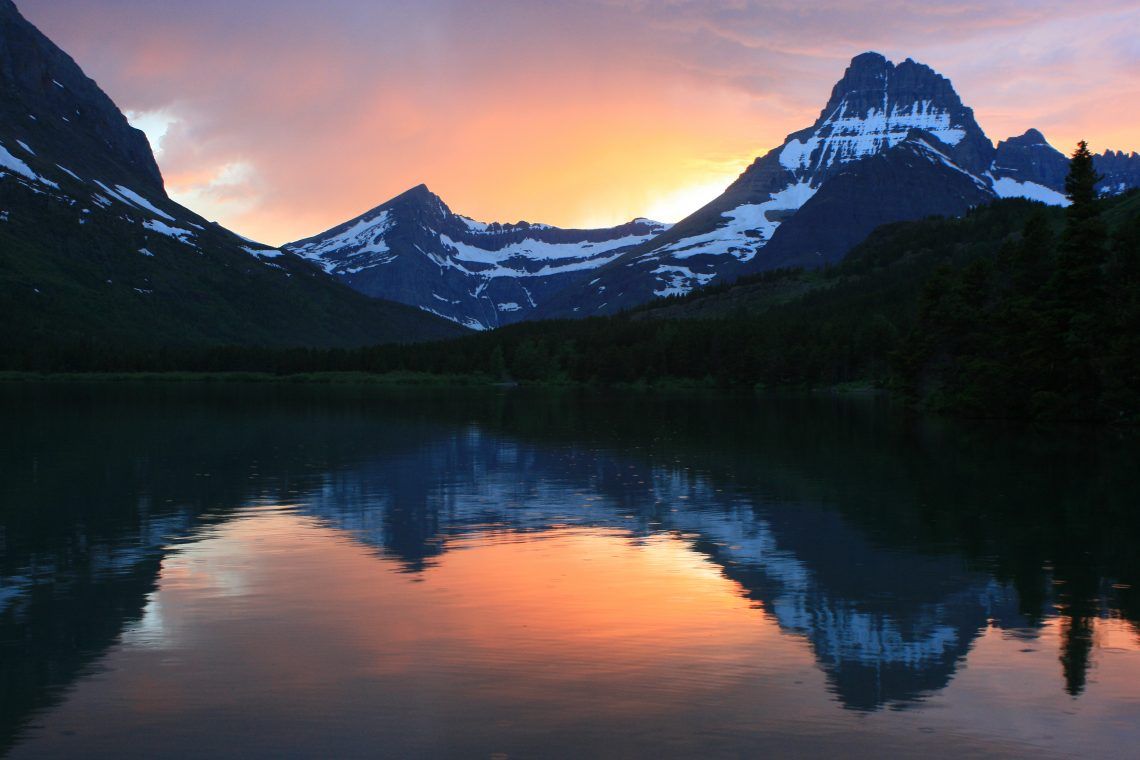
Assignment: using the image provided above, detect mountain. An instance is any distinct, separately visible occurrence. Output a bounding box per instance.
[987,129,1071,204]
[988,128,1140,203]
[284,185,669,330]
[0,0,464,354]
[532,54,1140,318]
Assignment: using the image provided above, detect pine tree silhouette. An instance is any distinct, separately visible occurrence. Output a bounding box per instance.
[1043,142,1109,416]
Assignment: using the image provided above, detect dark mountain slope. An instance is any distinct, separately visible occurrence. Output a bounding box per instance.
[0,0,463,354]
[754,132,995,271]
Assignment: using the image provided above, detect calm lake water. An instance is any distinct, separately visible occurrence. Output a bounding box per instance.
[1,384,1138,758]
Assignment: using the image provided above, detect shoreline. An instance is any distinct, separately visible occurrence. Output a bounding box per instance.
[0,370,887,395]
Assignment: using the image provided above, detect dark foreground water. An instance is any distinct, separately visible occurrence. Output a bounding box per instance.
[1,384,1138,758]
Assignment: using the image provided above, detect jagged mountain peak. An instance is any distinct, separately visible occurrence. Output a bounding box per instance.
[823,52,964,113]
[351,183,558,235]
[989,128,1070,204]
[846,50,889,67]
[778,52,993,183]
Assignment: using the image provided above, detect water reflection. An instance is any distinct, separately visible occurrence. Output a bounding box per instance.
[1,385,1138,757]
[301,432,1005,712]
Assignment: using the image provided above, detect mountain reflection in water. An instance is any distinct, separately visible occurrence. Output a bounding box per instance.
[1,385,1137,758]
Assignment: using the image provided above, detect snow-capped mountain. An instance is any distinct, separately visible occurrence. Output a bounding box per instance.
[533,53,996,316]
[285,185,670,329]
[0,0,462,348]
[530,53,1140,318]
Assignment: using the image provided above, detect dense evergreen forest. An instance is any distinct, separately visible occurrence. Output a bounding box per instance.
[4,146,1138,422]
[899,144,1139,421]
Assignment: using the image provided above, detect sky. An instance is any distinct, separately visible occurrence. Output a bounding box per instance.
[17,0,1140,246]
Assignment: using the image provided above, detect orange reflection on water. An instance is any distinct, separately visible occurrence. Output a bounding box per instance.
[12,509,1140,759]
[173,513,815,703]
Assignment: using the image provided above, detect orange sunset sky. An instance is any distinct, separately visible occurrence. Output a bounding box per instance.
[17,0,1140,246]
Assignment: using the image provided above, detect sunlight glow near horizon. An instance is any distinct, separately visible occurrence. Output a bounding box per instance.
[20,0,1140,246]
[640,177,741,225]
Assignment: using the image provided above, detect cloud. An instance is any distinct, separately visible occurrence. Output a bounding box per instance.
[16,0,1140,245]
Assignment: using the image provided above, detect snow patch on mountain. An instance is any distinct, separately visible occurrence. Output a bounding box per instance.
[911,138,990,189]
[0,142,39,181]
[419,305,487,332]
[645,181,818,264]
[653,265,715,297]
[55,164,82,182]
[990,176,1070,206]
[291,211,395,272]
[0,141,58,189]
[781,100,966,173]
[93,180,173,219]
[440,231,657,267]
[112,185,174,220]
[458,216,489,232]
[143,219,195,245]
[242,245,284,259]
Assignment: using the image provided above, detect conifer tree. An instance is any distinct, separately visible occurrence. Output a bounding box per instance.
[1065,141,1102,217]
[1046,142,1108,415]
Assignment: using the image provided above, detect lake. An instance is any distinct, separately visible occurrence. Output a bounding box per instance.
[1,383,1138,758]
